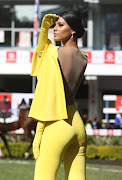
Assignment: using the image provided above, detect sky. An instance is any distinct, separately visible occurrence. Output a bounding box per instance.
[15,5,59,21]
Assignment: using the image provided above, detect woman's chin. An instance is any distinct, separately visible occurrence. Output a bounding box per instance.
[54,37,61,41]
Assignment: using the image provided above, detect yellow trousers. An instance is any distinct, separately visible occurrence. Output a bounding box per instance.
[34,104,87,180]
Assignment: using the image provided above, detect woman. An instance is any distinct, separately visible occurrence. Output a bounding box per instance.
[29,11,88,180]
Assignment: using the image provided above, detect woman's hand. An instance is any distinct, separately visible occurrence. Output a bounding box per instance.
[32,121,46,160]
[41,14,58,30]
[33,143,40,160]
[37,14,58,56]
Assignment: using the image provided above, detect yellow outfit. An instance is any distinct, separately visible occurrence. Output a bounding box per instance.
[28,14,87,180]
[34,105,87,180]
[28,40,67,121]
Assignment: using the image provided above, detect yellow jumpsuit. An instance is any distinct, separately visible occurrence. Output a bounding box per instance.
[29,40,87,180]
[34,104,87,180]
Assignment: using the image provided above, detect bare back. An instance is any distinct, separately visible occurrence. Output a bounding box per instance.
[58,47,87,105]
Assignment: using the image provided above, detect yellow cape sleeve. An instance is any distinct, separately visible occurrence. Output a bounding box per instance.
[31,40,52,77]
[29,41,68,121]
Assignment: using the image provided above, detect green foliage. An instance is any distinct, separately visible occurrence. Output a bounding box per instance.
[0,142,33,158]
[0,142,122,160]
[86,146,98,159]
[86,145,122,160]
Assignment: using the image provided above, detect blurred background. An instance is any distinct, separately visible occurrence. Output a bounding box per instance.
[0,0,122,180]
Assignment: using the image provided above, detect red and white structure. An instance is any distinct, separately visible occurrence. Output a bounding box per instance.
[86,129,122,136]
[1,50,122,65]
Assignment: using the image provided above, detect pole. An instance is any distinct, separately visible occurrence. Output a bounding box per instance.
[11,9,15,47]
[32,0,39,93]
[11,19,15,47]
[33,0,39,48]
[87,3,93,49]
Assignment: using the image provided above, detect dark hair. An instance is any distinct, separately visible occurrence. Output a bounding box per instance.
[58,11,85,38]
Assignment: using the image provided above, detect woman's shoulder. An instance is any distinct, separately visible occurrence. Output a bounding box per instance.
[79,50,88,61]
[58,47,73,54]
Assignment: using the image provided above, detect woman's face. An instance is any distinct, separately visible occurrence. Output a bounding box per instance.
[53,16,73,43]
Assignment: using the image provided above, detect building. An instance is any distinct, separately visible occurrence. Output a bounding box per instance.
[0,0,122,123]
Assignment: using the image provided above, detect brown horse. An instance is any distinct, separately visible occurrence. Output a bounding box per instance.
[0,108,37,157]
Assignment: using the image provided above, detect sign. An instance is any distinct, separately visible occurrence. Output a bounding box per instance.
[115,95,122,111]
[104,51,115,64]
[6,51,16,63]
[0,50,122,65]
[92,51,104,64]
[85,51,91,63]
[0,51,6,63]
[0,93,12,104]
[17,51,30,64]
[115,51,122,64]
[30,51,33,63]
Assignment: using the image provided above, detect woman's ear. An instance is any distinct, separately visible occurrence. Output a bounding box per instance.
[71,30,76,35]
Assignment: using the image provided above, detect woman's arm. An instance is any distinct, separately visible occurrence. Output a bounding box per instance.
[33,121,46,159]
[37,14,58,57]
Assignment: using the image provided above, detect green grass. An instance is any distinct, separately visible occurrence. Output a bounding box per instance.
[0,159,122,180]
[86,164,122,180]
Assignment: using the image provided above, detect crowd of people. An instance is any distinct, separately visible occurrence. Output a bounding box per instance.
[82,112,122,130]
[82,113,102,130]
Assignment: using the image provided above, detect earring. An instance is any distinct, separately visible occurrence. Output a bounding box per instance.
[71,34,74,38]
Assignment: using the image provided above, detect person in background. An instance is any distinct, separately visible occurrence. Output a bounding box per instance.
[85,119,92,130]
[0,96,11,119]
[114,113,121,129]
[82,113,88,125]
[119,110,122,129]
[96,118,101,129]
[104,122,112,129]
[91,113,97,129]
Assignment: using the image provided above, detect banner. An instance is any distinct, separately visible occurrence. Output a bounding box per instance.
[17,50,30,64]
[85,51,91,63]
[92,51,104,64]
[115,95,122,112]
[0,50,122,64]
[0,51,6,63]
[6,51,16,63]
[104,51,115,64]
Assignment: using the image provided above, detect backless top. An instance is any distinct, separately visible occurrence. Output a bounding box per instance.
[29,40,88,121]
[58,47,87,105]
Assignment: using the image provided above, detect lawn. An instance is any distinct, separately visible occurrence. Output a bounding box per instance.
[0,159,122,180]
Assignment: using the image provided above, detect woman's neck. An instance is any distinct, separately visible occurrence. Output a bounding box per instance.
[62,38,78,49]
